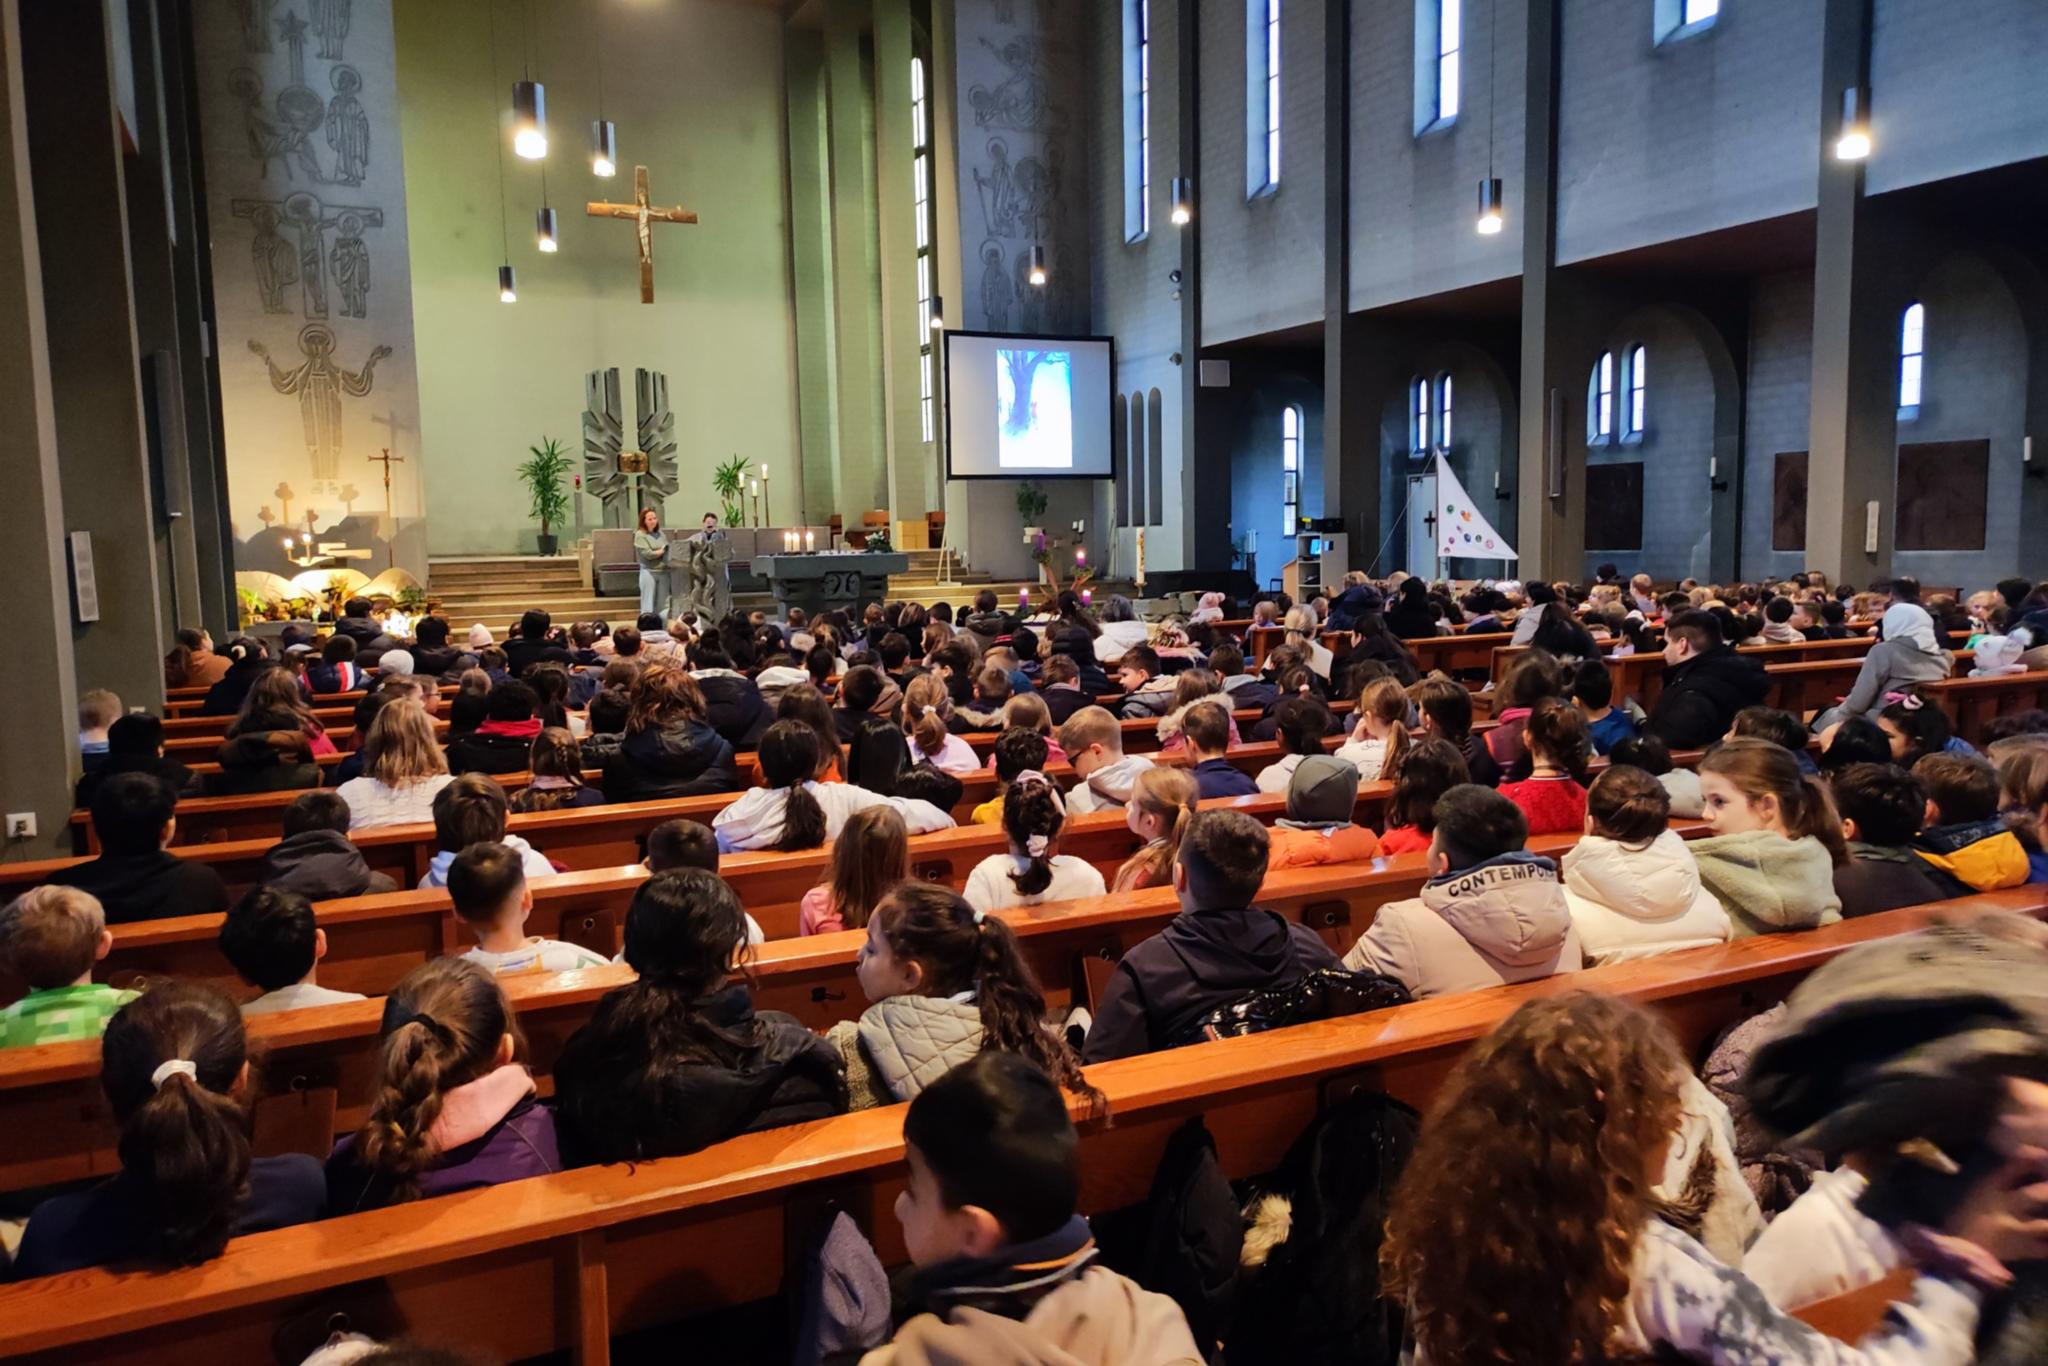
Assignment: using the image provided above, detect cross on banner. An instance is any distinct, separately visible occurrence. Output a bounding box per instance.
[586,165,698,304]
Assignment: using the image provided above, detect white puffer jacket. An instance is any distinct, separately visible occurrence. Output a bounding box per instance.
[1562,831,1732,966]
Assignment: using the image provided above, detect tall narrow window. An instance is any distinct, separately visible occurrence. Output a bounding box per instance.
[1435,374,1454,451]
[1281,405,1302,534]
[1125,0,1152,239]
[1589,351,1614,442]
[1899,302,1925,411]
[1437,0,1461,121]
[1626,345,1646,436]
[911,55,937,443]
[1414,0,1460,132]
[1246,0,1281,195]
[1656,0,1721,42]
[1412,376,1431,454]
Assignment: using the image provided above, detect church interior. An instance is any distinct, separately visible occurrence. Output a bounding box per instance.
[5,0,2048,1360]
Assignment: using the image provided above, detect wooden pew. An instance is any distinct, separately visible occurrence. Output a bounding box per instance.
[1761,653,1986,725]
[3,887,2038,1365]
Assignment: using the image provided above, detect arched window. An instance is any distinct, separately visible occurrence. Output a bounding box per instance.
[1899,302,1925,411]
[1655,0,1720,43]
[1625,345,1646,436]
[1588,351,1614,442]
[1412,376,1430,454]
[1435,373,1454,451]
[1281,405,1302,534]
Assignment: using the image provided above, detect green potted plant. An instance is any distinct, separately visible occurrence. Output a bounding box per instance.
[519,437,574,555]
[1016,481,1049,543]
[396,584,430,615]
[713,454,751,527]
[863,526,893,554]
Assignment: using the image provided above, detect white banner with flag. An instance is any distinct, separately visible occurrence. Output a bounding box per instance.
[1434,454,1517,561]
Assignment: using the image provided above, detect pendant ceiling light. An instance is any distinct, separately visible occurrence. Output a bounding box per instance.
[489,0,517,300]
[1476,0,1505,236]
[929,294,945,331]
[510,0,546,159]
[1834,86,1872,161]
[1029,244,1047,287]
[1169,176,1193,226]
[590,3,616,175]
[499,264,519,303]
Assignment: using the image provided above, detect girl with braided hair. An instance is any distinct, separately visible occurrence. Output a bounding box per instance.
[962,769,1106,913]
[829,880,1103,1114]
[325,957,558,1211]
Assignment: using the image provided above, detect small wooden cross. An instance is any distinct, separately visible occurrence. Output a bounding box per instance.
[586,165,698,304]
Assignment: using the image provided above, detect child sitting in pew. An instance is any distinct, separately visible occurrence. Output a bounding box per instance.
[970,728,1051,827]
[0,886,134,1049]
[644,815,765,944]
[1335,677,1411,783]
[800,805,910,935]
[1083,811,1339,1062]
[551,870,845,1164]
[1497,697,1593,836]
[1113,645,1178,720]
[257,790,399,900]
[219,886,368,1014]
[1729,705,1820,775]
[1255,695,1330,795]
[326,958,559,1211]
[1375,736,1470,855]
[1342,784,1581,999]
[1560,766,1730,965]
[417,775,558,890]
[1610,733,1700,817]
[505,727,606,812]
[904,673,981,773]
[828,883,1101,1112]
[993,691,1068,767]
[448,843,609,975]
[963,772,1108,913]
[832,1053,1195,1364]
[1995,738,2048,883]
[1110,766,1199,892]
[1058,706,1156,815]
[1412,674,1499,788]
[48,772,233,924]
[1571,658,1638,755]
[1690,738,1844,937]
[1878,687,1977,765]
[714,721,955,851]
[1266,755,1381,869]
[1910,751,2032,892]
[1828,763,1971,914]
[11,982,327,1277]
[1184,701,1257,800]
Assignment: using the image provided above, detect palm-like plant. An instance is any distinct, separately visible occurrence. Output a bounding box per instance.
[712,454,751,527]
[519,437,574,544]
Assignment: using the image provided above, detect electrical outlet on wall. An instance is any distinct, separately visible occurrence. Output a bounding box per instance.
[6,813,36,840]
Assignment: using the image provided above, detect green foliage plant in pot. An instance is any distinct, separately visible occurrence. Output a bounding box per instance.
[519,437,574,555]
[713,454,751,528]
[1015,480,1049,542]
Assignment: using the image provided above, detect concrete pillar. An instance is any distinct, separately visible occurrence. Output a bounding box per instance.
[1178,0,1229,572]
[0,0,85,856]
[1320,0,1379,567]
[1803,0,1907,586]
[786,30,841,527]
[21,0,166,712]
[823,0,889,523]
[872,0,930,532]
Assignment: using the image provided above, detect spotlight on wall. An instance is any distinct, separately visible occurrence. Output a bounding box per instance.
[1834,86,1872,161]
[512,80,548,159]
[498,264,518,303]
[1476,178,1505,236]
[590,119,617,177]
[929,294,945,331]
[1170,176,1193,226]
[1029,244,1047,287]
[535,206,559,253]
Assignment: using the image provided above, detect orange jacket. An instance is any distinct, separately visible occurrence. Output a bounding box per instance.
[1266,822,1381,870]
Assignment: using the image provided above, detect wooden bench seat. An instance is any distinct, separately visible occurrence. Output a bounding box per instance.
[2,886,2038,1365]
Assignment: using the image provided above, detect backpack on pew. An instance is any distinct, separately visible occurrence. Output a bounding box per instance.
[1230,1089,1421,1366]
[1184,968,1412,1046]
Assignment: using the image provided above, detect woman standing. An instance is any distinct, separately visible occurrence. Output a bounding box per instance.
[633,507,669,616]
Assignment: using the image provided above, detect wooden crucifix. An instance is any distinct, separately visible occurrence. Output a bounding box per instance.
[586,165,698,304]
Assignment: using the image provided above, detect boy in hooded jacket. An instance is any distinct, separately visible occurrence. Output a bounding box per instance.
[1058,707,1157,816]
[1910,751,2032,891]
[1265,754,1381,869]
[1342,784,1583,998]
[1082,810,1338,1062]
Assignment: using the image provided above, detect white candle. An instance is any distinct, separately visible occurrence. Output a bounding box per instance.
[805,529,815,552]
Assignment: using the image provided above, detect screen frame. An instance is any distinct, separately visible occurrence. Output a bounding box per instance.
[941,328,1119,481]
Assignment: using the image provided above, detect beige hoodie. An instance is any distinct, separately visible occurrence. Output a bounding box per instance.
[1342,851,1583,999]
[862,1266,1203,1366]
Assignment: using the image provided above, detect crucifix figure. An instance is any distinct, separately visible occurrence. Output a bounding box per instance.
[368,447,405,520]
[586,165,697,304]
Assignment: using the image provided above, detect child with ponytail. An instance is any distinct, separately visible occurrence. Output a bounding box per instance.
[963,771,1108,913]
[13,982,325,1277]
[903,673,980,773]
[799,805,911,935]
[830,880,1102,1113]
[1691,736,1845,937]
[1112,765,1199,891]
[1335,676,1411,782]
[1376,735,1470,854]
[1498,696,1594,835]
[325,957,559,1211]
[554,870,845,1163]
[713,719,955,852]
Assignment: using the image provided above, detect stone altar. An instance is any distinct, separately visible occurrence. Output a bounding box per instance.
[755,552,908,619]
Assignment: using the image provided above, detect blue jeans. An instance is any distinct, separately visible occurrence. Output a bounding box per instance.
[639,564,659,614]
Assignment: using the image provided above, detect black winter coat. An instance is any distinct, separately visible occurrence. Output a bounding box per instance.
[257,829,399,899]
[694,672,775,750]
[445,729,538,777]
[1643,645,1770,751]
[552,984,847,1165]
[602,720,740,802]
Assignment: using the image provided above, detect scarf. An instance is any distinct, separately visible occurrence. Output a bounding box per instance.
[476,717,544,740]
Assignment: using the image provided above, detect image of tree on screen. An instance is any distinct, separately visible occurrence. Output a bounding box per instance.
[996,348,1074,470]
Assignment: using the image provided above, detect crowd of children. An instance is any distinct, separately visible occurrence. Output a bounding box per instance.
[5,571,2048,1363]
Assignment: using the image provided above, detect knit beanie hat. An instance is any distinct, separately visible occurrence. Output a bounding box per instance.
[1279,754,1361,828]
[467,623,494,649]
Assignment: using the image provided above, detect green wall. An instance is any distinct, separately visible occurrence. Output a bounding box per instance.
[396,0,799,555]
